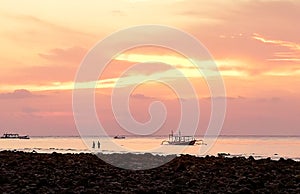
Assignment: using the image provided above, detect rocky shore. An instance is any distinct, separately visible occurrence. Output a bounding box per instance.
[0,151,299,193]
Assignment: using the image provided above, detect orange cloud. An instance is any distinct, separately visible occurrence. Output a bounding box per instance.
[253,33,300,62]
[0,89,42,99]
[39,46,87,64]
[1,0,300,136]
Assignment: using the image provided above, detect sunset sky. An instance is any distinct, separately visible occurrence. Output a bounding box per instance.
[0,0,299,136]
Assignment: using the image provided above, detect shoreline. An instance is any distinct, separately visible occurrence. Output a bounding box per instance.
[0,151,299,193]
[0,148,299,162]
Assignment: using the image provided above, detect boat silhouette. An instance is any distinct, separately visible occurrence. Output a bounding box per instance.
[1,133,30,139]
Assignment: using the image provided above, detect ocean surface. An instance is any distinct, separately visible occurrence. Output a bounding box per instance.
[0,136,299,161]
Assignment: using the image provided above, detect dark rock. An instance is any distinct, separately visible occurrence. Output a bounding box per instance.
[248,156,254,160]
[174,176,187,185]
[0,151,299,193]
[235,187,253,194]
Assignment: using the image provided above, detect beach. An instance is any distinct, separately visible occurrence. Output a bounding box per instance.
[0,151,299,193]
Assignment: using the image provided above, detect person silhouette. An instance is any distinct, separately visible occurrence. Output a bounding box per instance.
[97,141,101,149]
[92,141,95,149]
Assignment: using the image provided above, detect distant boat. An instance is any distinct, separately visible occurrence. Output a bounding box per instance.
[161,131,202,145]
[1,133,30,139]
[114,135,125,139]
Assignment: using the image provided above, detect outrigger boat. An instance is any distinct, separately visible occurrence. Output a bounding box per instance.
[114,135,125,139]
[161,131,203,145]
[1,133,30,139]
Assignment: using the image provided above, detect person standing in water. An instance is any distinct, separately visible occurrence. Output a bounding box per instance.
[97,141,101,149]
[92,141,95,149]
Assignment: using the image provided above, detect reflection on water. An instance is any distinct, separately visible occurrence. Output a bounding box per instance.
[0,136,299,160]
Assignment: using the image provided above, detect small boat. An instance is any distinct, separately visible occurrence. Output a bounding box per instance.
[161,131,202,145]
[1,133,30,139]
[114,135,125,139]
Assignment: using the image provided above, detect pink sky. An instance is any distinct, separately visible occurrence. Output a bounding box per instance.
[0,0,300,136]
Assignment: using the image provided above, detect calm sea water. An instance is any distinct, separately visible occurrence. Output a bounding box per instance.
[0,136,299,160]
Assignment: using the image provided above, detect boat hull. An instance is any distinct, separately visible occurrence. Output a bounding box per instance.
[1,134,30,139]
[167,140,196,145]
[114,136,125,139]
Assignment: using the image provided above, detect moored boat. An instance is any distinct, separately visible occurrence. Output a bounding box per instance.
[1,133,30,139]
[114,135,125,139]
[161,131,202,145]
